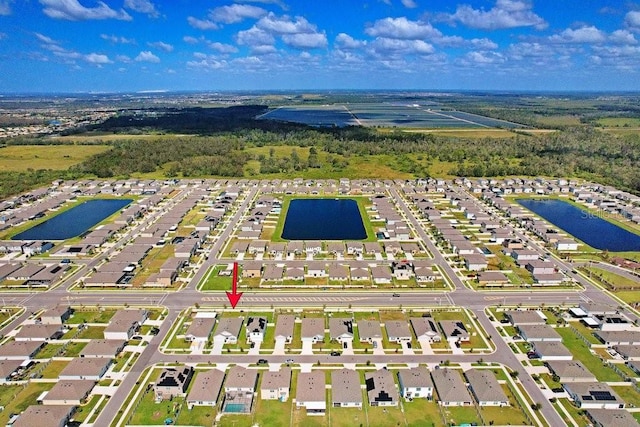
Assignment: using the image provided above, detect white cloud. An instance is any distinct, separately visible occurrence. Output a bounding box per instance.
[183,36,201,44]
[0,0,13,15]
[470,38,499,49]
[369,38,435,56]
[116,54,131,63]
[448,0,547,30]
[39,0,131,21]
[187,53,228,70]
[256,12,315,34]
[123,0,158,18]
[208,42,239,54]
[35,32,58,45]
[251,44,278,55]
[234,0,287,10]
[148,41,173,52]
[282,32,327,49]
[625,11,640,31]
[335,33,367,49]
[610,29,637,45]
[210,4,266,23]
[236,26,275,46]
[101,34,135,44]
[135,50,160,62]
[84,52,111,64]
[460,50,505,65]
[549,26,606,44]
[187,16,219,30]
[365,17,440,40]
[400,0,417,8]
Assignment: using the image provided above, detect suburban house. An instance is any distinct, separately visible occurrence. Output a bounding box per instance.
[246,316,268,344]
[586,409,639,427]
[39,306,72,325]
[545,360,596,382]
[465,369,509,406]
[301,318,325,344]
[184,312,217,350]
[103,309,148,340]
[274,315,295,345]
[12,405,76,427]
[463,254,488,271]
[59,357,111,381]
[365,369,399,407]
[385,321,412,344]
[410,317,441,343]
[517,324,562,342]
[41,380,95,405]
[431,369,473,406]
[153,366,194,402]
[370,265,392,285]
[614,345,640,361]
[397,367,434,400]
[0,340,45,360]
[260,367,291,401]
[331,368,362,408]
[242,261,262,278]
[439,320,470,344]
[80,339,126,358]
[222,366,258,414]
[296,371,326,415]
[563,382,625,409]
[329,318,354,344]
[0,359,23,380]
[504,310,546,326]
[595,331,640,346]
[306,261,326,277]
[213,317,244,345]
[14,324,62,341]
[531,341,573,361]
[186,369,225,409]
[357,320,382,343]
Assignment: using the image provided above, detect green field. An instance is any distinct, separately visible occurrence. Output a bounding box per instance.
[0,144,110,171]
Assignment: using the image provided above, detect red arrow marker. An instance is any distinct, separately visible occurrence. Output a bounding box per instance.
[226,262,243,309]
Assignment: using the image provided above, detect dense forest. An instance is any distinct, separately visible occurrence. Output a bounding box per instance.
[2,105,640,199]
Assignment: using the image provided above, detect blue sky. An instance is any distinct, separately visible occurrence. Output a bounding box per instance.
[1,0,640,92]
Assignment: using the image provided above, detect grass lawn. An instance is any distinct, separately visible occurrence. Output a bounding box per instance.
[366,405,405,427]
[59,341,88,357]
[40,360,69,378]
[73,394,102,423]
[481,404,528,426]
[441,405,480,426]
[614,290,640,304]
[175,404,216,426]
[403,398,444,427]
[0,144,111,171]
[35,343,64,359]
[556,327,622,382]
[612,385,640,407]
[129,388,185,425]
[556,398,589,427]
[199,265,233,291]
[0,382,54,425]
[250,396,292,426]
[66,309,117,324]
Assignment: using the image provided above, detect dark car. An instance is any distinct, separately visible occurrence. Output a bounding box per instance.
[392,293,400,297]
[257,359,268,365]
[330,351,341,356]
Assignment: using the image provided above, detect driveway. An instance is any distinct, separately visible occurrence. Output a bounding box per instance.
[273,338,286,355]
[372,338,385,355]
[211,337,225,355]
[248,341,261,355]
[301,340,314,355]
[418,338,434,355]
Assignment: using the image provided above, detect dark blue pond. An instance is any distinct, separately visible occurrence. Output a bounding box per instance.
[13,198,132,241]
[517,199,640,251]
[282,199,367,240]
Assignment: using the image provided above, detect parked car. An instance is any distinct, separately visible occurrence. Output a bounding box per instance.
[257,359,268,365]
[330,351,341,356]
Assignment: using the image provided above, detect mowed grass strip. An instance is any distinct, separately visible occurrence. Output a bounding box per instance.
[0,145,110,171]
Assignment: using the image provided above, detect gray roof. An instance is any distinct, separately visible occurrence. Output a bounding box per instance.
[331,369,362,405]
[0,359,22,378]
[595,331,640,345]
[431,369,473,404]
[546,360,596,381]
[261,367,291,391]
[614,345,640,359]
[44,379,95,402]
[301,318,325,339]
[532,341,573,358]
[274,315,295,340]
[410,317,439,339]
[215,317,243,338]
[517,324,561,341]
[246,316,267,334]
[504,310,546,325]
[586,409,639,427]
[365,369,399,405]
[398,367,433,389]
[15,324,61,340]
[225,366,258,390]
[296,371,326,403]
[13,405,75,427]
[438,320,469,339]
[60,357,110,378]
[564,382,624,405]
[187,369,225,403]
[105,309,147,334]
[185,316,217,339]
[80,339,125,358]
[0,340,44,358]
[357,320,382,340]
[329,317,353,339]
[385,321,412,340]
[465,369,508,404]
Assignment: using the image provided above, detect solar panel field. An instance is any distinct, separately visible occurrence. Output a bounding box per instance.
[258,103,527,129]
